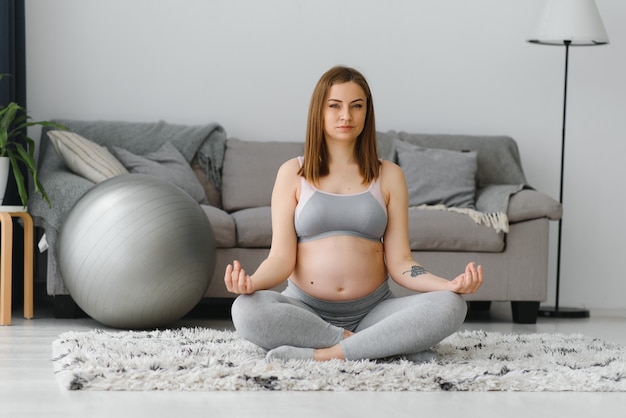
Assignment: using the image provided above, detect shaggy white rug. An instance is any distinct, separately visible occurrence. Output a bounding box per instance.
[51,328,626,391]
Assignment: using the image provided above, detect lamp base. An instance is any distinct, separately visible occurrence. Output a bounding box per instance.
[538,306,590,319]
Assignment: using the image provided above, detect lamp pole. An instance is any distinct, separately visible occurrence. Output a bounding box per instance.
[538,40,589,318]
[529,0,609,318]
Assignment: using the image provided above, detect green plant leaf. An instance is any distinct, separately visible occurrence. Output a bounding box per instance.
[0,88,62,207]
[0,103,21,150]
[7,151,28,208]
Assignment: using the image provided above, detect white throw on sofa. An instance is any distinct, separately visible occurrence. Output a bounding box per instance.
[29,120,561,324]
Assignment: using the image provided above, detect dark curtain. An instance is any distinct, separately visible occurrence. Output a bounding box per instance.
[0,0,26,206]
[1,0,27,304]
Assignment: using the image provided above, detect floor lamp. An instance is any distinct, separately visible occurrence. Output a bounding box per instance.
[528,0,609,318]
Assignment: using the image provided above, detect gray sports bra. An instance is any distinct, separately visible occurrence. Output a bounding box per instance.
[294,157,387,243]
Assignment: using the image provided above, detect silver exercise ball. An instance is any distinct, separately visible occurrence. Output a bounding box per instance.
[58,174,216,329]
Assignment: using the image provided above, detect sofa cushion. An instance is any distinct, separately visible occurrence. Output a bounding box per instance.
[507,189,562,223]
[200,205,236,248]
[229,206,503,251]
[408,208,504,252]
[192,159,222,208]
[376,131,397,161]
[47,130,128,183]
[395,139,478,208]
[112,142,208,204]
[379,131,527,187]
[221,139,304,212]
[231,207,273,248]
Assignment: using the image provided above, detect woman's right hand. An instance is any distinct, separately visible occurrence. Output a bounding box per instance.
[224,260,255,295]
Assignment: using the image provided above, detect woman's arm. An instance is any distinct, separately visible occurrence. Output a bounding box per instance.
[224,158,300,294]
[380,161,483,294]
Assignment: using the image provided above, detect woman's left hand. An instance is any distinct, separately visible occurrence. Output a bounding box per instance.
[449,262,483,294]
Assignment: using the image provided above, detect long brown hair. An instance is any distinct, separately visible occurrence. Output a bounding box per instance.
[299,66,380,185]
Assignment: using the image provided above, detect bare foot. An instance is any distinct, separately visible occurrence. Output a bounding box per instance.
[313,344,345,361]
[312,329,354,361]
[267,329,355,362]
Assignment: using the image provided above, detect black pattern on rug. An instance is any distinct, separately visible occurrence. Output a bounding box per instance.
[51,328,626,391]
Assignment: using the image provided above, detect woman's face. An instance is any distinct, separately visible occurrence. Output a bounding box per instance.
[323,81,367,144]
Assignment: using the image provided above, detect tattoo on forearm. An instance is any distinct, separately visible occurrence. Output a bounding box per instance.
[403,265,428,278]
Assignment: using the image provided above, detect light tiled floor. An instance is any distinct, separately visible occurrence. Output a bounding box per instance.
[1,297,625,418]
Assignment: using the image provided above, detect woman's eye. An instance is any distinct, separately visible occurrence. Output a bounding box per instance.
[352,104,363,109]
[329,104,340,109]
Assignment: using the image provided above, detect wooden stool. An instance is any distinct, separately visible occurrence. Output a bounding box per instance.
[0,207,34,326]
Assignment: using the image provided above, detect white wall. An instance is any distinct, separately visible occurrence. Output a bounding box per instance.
[24,0,626,309]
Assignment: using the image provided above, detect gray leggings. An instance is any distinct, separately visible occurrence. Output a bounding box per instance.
[231,280,467,361]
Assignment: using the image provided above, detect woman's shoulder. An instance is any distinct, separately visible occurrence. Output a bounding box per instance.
[380,159,403,177]
[379,159,406,195]
[274,157,302,189]
[278,157,302,174]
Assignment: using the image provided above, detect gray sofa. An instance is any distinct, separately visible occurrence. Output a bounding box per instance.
[29,120,562,324]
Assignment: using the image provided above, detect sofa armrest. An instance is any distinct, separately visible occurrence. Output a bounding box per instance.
[507,189,562,223]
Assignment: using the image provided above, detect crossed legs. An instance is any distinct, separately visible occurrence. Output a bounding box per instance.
[340,290,467,360]
[230,287,467,362]
[231,290,346,351]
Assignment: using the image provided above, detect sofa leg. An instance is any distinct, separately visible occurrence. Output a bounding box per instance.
[468,301,492,312]
[53,295,86,319]
[511,301,540,324]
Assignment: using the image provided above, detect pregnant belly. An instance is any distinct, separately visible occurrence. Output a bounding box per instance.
[291,236,387,300]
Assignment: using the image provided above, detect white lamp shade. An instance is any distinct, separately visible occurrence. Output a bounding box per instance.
[529,0,609,45]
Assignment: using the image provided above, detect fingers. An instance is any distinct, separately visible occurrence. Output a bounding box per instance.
[453,262,483,294]
[464,262,483,294]
[224,262,235,292]
[224,260,253,294]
